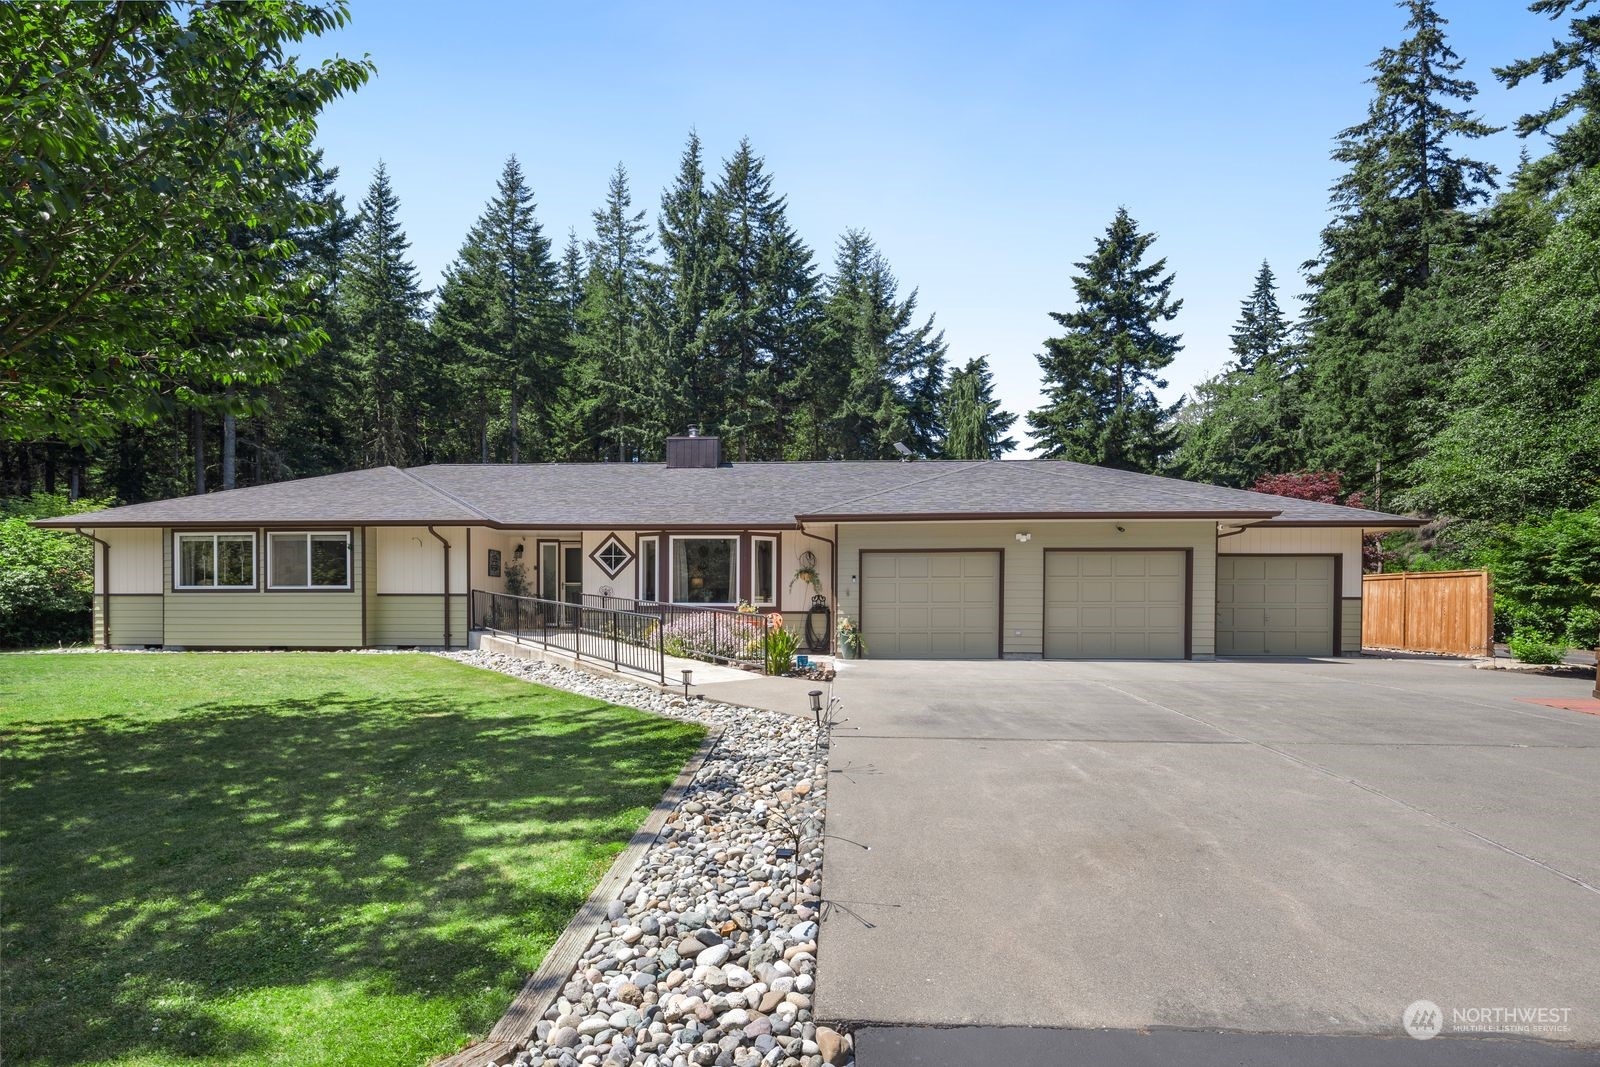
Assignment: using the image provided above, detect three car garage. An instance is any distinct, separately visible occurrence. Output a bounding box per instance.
[848,536,1346,662]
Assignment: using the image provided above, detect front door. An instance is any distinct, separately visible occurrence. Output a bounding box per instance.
[539,541,583,614]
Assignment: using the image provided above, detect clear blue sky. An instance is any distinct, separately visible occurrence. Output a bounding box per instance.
[301,0,1562,451]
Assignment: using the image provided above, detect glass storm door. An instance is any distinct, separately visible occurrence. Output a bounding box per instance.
[562,544,583,606]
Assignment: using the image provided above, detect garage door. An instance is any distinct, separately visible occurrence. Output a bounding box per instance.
[860,551,1000,659]
[1217,555,1335,656]
[1044,550,1187,659]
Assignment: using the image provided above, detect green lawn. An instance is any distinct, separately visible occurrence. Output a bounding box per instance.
[0,653,705,1067]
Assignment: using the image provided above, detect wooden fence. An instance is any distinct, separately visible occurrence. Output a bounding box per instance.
[1361,570,1494,657]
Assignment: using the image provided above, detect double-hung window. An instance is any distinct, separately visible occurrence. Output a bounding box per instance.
[267,532,351,590]
[175,533,256,590]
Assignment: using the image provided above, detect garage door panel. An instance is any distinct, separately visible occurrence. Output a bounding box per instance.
[1217,555,1335,657]
[1044,550,1187,660]
[861,551,1000,660]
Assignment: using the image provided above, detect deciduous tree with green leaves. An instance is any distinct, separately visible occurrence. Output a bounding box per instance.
[1027,208,1181,472]
[0,1,371,445]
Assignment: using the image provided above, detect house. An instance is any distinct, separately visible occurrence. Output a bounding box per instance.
[36,431,1421,660]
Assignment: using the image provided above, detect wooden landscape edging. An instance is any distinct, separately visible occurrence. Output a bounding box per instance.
[432,726,724,1067]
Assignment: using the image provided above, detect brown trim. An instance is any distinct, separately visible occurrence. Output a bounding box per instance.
[737,532,751,605]
[1216,552,1341,657]
[75,528,111,648]
[103,592,163,597]
[360,527,369,647]
[466,526,473,591]
[376,592,469,597]
[798,510,1278,523]
[36,519,807,532]
[664,534,742,607]
[1256,520,1425,529]
[857,548,1006,660]
[427,526,451,650]
[1040,547,1194,662]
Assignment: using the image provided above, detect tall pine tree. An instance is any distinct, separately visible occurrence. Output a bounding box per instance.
[1027,207,1181,471]
[433,155,561,463]
[1173,261,1301,486]
[940,356,1016,459]
[1299,0,1498,492]
[338,162,432,467]
[558,164,661,461]
[1496,0,1600,194]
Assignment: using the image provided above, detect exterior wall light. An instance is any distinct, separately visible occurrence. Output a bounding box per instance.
[1014,532,1031,543]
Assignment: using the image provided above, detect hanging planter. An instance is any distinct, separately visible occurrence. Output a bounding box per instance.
[790,550,823,598]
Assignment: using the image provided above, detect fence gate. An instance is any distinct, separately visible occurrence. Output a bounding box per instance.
[1361,570,1493,657]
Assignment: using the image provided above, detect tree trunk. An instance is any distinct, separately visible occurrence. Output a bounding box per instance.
[193,408,207,494]
[222,395,236,490]
[509,386,520,464]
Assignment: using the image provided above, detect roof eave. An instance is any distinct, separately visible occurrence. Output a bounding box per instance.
[794,509,1283,523]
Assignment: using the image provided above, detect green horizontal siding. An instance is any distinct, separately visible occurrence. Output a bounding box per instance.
[1342,597,1362,655]
[95,596,163,647]
[371,595,467,647]
[164,592,361,648]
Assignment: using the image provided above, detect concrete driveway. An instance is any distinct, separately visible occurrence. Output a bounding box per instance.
[815,656,1600,1050]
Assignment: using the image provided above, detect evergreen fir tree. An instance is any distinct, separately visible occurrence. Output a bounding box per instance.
[1173,261,1302,486]
[1495,0,1600,194]
[433,155,560,463]
[337,162,432,467]
[656,132,718,434]
[1299,0,1498,491]
[559,164,660,461]
[940,356,1016,459]
[822,231,948,459]
[1026,208,1181,471]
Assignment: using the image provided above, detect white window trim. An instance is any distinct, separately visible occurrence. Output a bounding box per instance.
[668,535,740,607]
[173,532,257,591]
[266,530,352,591]
[752,535,778,606]
[637,536,659,602]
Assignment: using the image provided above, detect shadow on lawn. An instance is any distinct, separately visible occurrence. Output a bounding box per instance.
[0,689,703,1065]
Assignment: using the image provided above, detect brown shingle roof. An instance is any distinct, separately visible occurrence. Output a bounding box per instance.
[35,459,1423,529]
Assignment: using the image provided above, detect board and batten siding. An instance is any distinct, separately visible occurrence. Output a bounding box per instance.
[1218,526,1363,655]
[374,526,470,593]
[836,520,1219,658]
[161,529,362,648]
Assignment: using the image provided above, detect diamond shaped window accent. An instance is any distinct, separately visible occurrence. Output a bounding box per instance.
[591,535,634,580]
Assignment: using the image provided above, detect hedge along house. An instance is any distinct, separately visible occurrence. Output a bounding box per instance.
[37,431,1421,659]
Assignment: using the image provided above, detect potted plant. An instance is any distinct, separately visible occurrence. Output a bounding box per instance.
[837,614,865,659]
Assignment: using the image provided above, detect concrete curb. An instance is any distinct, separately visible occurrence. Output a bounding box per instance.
[433,726,725,1067]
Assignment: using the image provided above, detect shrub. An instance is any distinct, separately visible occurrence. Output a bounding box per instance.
[660,611,765,661]
[1507,630,1569,665]
[1483,505,1600,647]
[0,492,113,648]
[763,625,800,675]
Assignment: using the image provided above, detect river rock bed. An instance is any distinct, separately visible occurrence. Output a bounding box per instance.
[440,650,852,1067]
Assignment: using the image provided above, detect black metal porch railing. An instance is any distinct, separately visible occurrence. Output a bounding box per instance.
[583,593,772,672]
[470,590,666,685]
